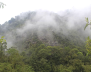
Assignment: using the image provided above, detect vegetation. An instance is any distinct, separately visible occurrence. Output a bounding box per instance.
[0,11,91,72]
[0,2,6,8]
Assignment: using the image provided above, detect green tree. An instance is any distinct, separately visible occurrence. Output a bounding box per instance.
[0,36,7,61]
[85,37,91,56]
[84,18,91,56]
[29,44,61,72]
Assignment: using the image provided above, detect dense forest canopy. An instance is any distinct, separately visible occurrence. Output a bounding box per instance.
[0,9,91,72]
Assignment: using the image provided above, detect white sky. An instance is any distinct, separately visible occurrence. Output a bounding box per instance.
[0,0,91,24]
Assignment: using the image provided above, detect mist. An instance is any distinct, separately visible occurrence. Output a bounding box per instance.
[1,6,91,49]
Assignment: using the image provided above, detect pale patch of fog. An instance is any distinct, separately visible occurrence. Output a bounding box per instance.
[2,6,91,48]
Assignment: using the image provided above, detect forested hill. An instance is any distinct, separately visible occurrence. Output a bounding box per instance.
[0,10,89,49]
[1,10,91,72]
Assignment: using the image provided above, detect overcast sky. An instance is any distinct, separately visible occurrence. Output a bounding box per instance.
[0,0,91,24]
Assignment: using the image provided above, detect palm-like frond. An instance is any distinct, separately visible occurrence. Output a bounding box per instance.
[0,2,6,8]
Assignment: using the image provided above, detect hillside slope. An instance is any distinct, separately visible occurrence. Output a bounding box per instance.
[0,10,88,49]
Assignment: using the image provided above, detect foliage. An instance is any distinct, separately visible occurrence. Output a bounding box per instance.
[0,36,7,60]
[84,17,91,30]
[0,11,91,72]
[0,2,6,8]
[85,36,91,56]
[84,18,91,56]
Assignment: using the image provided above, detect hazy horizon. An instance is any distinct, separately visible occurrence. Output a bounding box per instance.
[0,0,91,24]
